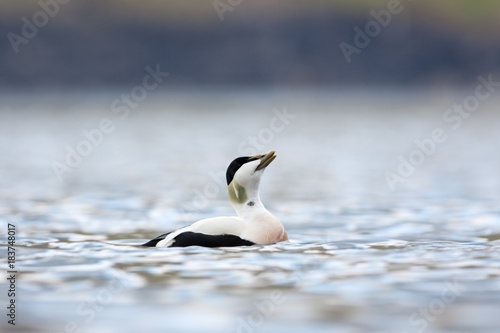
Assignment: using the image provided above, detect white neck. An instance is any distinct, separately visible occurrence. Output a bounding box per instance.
[227,180,269,219]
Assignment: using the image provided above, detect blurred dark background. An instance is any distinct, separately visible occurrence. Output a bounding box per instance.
[1,0,500,89]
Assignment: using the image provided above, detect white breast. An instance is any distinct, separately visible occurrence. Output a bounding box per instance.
[240,212,287,244]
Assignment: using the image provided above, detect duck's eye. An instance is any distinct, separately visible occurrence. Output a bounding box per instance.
[247,201,255,207]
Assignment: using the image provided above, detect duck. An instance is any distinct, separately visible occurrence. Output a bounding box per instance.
[142,150,288,247]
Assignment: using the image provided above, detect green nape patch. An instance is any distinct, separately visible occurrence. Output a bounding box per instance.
[228,182,247,204]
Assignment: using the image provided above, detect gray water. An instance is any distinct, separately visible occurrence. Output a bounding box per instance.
[1,89,500,333]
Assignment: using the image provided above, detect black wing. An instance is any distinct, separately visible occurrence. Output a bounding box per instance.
[141,231,173,247]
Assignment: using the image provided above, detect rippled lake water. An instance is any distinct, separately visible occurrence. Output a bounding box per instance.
[1,89,500,333]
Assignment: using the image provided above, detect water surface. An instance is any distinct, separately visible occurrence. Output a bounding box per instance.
[1,89,500,333]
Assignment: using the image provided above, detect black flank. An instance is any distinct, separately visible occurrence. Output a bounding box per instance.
[171,232,255,247]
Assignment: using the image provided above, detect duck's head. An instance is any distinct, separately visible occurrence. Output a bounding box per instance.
[226,150,276,205]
